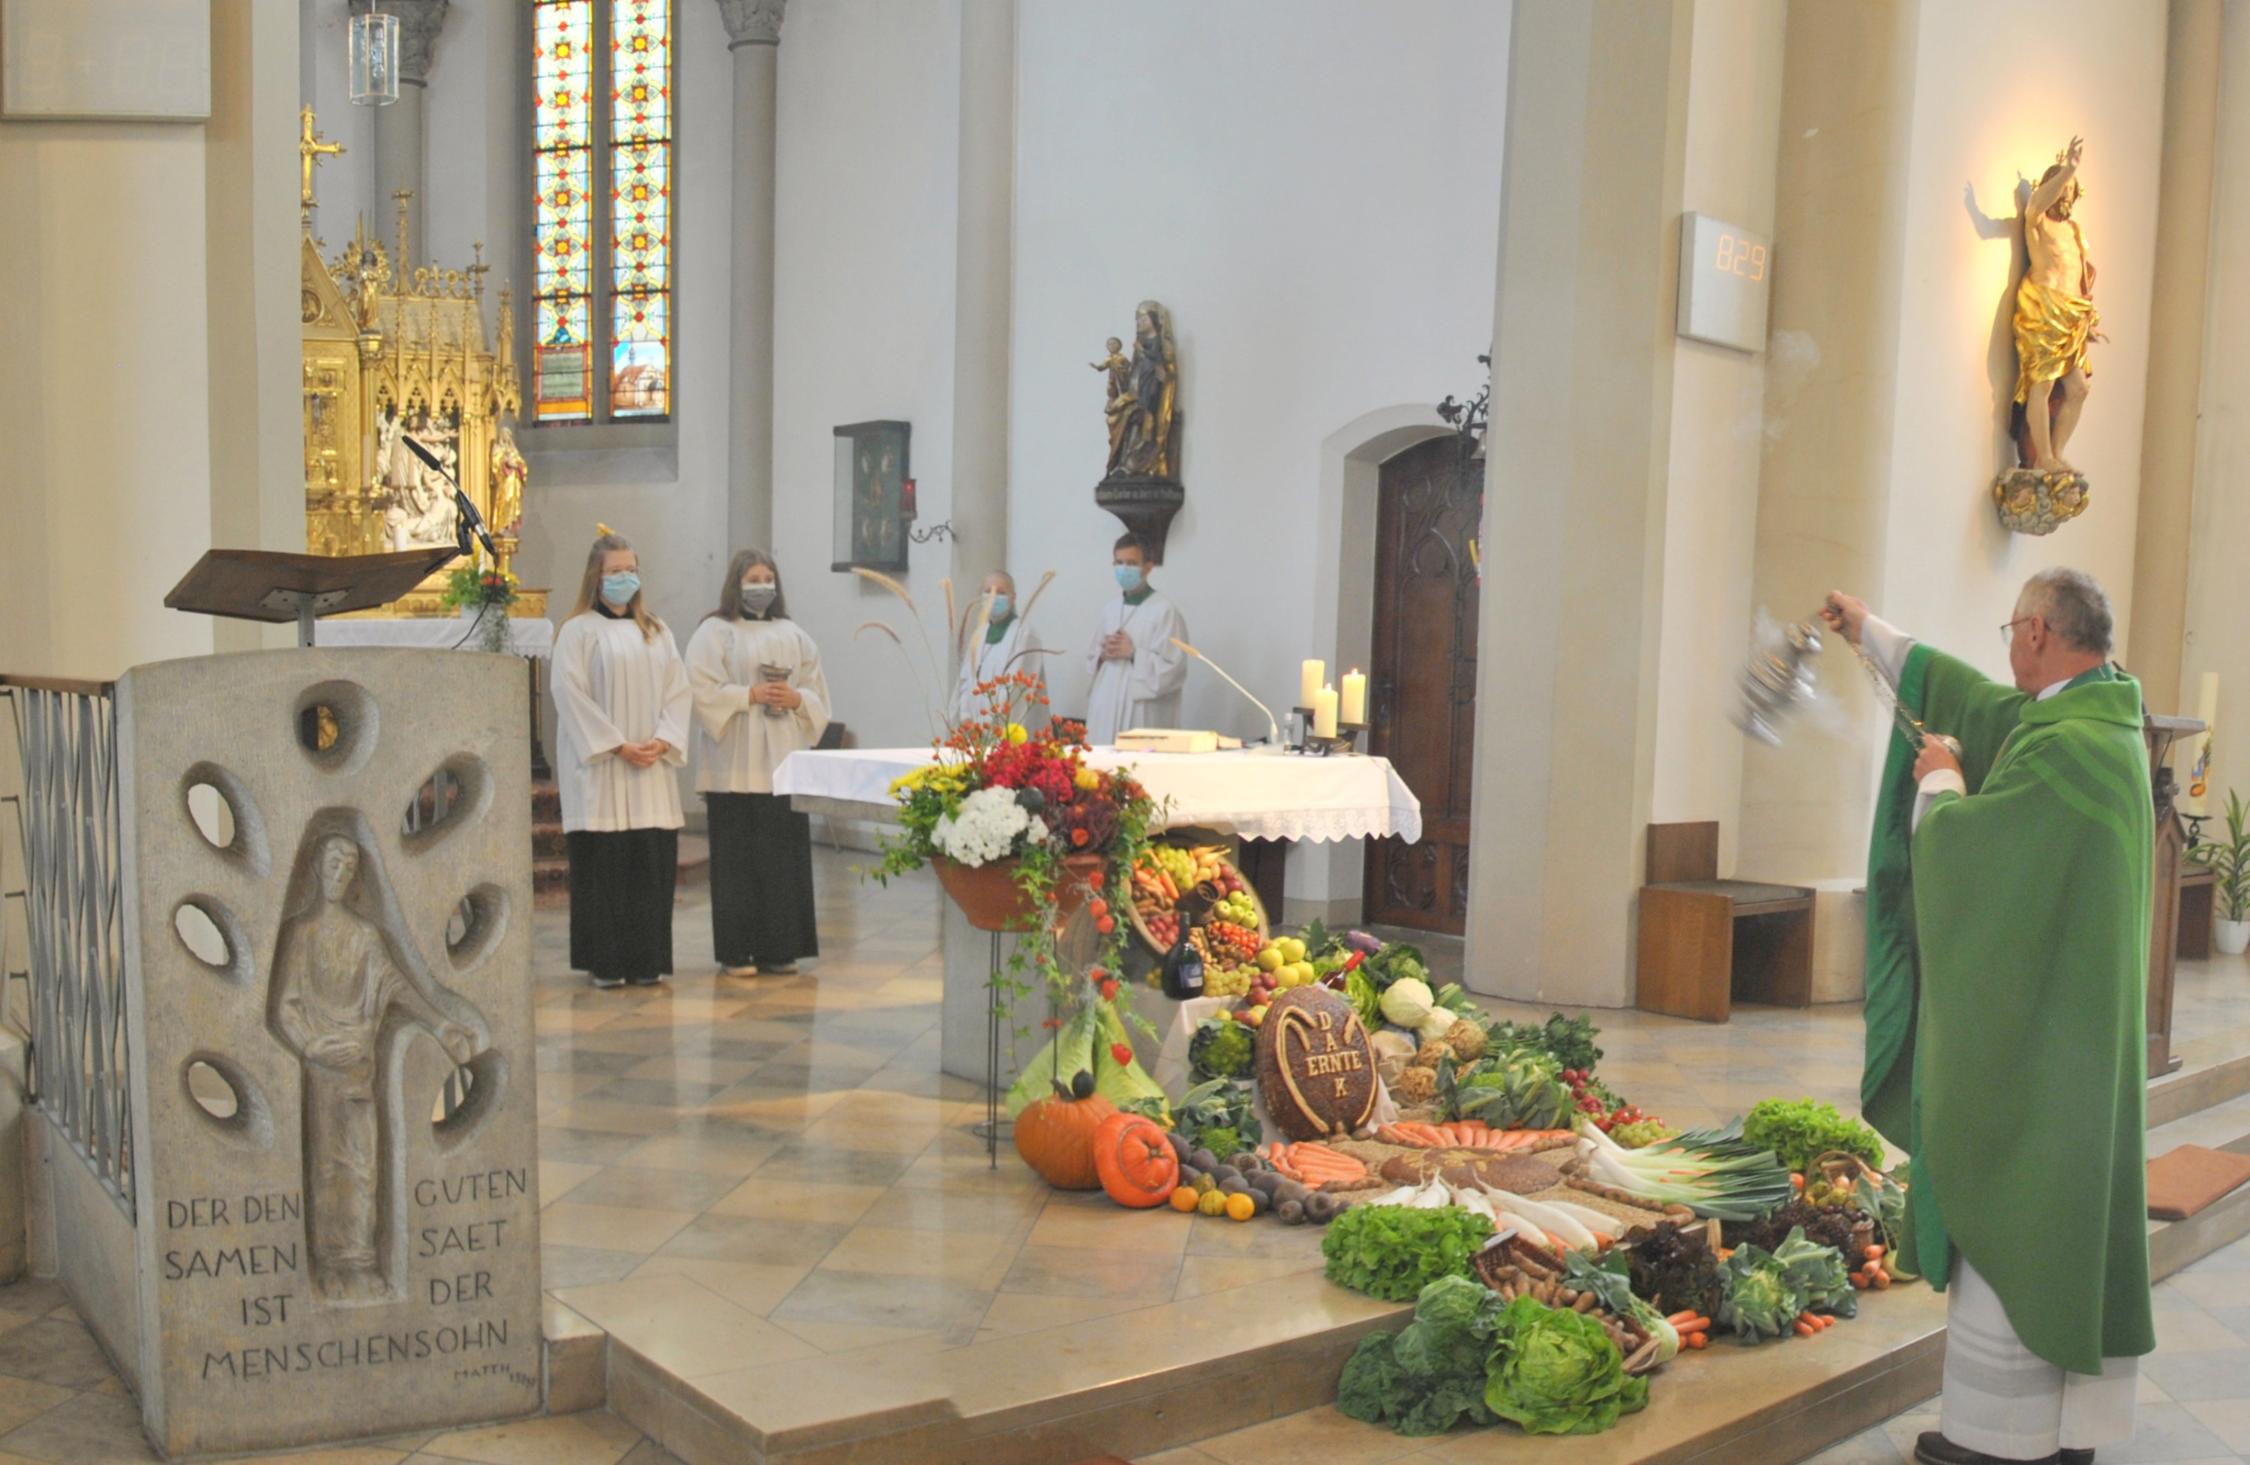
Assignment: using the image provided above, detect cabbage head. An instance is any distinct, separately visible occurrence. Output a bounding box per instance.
[1483,1296,1649,1436]
[1380,977,1436,1028]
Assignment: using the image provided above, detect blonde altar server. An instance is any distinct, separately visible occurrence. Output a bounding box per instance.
[686,549,831,976]
[953,571,1047,723]
[1083,533,1187,745]
[552,529,692,989]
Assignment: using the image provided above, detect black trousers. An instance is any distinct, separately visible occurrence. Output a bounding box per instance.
[706,792,820,968]
[567,828,678,983]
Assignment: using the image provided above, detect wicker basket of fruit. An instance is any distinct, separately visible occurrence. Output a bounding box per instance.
[1128,843,1269,955]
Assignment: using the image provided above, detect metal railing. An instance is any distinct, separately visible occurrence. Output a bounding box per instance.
[0,675,134,1213]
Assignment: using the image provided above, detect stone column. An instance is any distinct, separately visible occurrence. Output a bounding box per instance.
[948,0,1016,586]
[351,0,449,264]
[1461,0,1692,1006]
[719,0,784,553]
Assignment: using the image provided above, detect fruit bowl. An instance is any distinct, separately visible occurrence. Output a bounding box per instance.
[1128,842,1269,957]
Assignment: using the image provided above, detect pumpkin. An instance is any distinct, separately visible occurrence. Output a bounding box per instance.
[1013,1081,1118,1190]
[1093,1112,1180,1208]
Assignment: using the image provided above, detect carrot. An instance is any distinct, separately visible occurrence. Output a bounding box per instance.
[1794,1319,1818,1338]
[1665,1310,1702,1326]
[1685,1332,1708,1349]
[1670,1316,1712,1335]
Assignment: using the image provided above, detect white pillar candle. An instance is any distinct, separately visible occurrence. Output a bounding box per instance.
[1300,659,1325,709]
[1314,683,1339,738]
[1341,669,1367,725]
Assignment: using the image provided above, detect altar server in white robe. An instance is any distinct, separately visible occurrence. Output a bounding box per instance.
[1083,534,1188,746]
[552,529,691,989]
[953,571,1047,724]
[686,549,831,977]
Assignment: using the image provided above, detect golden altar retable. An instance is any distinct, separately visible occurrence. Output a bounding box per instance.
[299,111,545,619]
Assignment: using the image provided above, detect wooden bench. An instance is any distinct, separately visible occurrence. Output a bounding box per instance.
[1635,821,1814,1022]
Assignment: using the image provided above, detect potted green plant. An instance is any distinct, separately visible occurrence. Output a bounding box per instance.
[2190,788,2250,956]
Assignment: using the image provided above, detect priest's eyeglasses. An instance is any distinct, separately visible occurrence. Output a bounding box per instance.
[1999,616,2037,645]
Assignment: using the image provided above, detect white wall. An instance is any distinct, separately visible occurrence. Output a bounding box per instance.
[769,0,967,752]
[1649,0,1787,873]
[1007,0,1511,748]
[1876,0,2164,679]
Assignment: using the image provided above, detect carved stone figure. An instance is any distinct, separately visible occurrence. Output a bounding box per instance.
[268,831,486,1301]
[1103,301,1179,480]
[2012,136,2098,475]
[379,407,461,551]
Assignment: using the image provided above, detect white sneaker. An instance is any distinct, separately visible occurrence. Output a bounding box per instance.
[720,963,759,977]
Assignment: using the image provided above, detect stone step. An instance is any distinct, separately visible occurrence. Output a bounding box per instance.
[2149,1046,2250,1129]
[2145,1090,2250,1280]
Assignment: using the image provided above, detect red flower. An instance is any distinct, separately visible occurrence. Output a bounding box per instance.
[1110,1042,1134,1066]
[1070,827,1091,848]
[1099,979,1119,1002]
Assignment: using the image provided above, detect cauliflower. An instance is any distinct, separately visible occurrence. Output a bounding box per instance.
[1444,1020,1488,1062]
[1379,976,1435,1028]
[1393,1065,1439,1104]
[1416,1006,1459,1042]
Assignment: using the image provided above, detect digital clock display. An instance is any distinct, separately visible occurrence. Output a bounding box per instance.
[1677,212,1773,353]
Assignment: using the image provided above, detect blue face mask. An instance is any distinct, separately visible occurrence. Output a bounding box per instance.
[601,571,641,605]
[988,593,1013,621]
[1114,564,1144,593]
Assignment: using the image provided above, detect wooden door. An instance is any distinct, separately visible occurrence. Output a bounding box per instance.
[1364,434,1480,933]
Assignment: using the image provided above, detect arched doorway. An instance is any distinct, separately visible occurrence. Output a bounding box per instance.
[1364,432,1480,933]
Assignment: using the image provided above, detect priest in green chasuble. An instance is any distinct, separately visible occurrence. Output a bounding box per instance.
[1828,569,2152,1465]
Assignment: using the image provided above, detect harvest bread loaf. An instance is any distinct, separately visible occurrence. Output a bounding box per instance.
[1254,986,1379,1140]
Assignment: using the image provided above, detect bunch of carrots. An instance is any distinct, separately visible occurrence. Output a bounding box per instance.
[1850,1242,1894,1290]
[1793,1311,1840,1339]
[1666,1309,1712,1349]
[1375,1122,1576,1151]
[1263,1142,1368,1188]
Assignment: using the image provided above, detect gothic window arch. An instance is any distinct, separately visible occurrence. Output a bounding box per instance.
[532,0,672,426]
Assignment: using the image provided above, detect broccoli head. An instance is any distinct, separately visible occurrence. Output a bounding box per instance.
[1188,1017,1256,1081]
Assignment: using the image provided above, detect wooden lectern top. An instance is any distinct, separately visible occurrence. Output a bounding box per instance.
[165,548,458,626]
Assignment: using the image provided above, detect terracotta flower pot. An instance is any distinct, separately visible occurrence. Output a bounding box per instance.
[932,853,1108,933]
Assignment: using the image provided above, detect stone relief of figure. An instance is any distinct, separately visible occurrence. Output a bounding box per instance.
[2011,135,2099,475]
[1103,301,1179,480]
[268,829,488,1302]
[378,406,462,551]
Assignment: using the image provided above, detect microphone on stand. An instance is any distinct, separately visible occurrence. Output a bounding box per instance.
[1169,638,1283,752]
[401,432,499,560]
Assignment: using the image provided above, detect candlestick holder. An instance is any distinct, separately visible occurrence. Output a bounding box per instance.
[1297,723,1364,757]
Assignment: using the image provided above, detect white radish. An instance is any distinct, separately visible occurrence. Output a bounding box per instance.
[1540,1199,1626,1242]
[1493,1211,1549,1249]
[1368,1185,1420,1207]
[1410,1179,1451,1209]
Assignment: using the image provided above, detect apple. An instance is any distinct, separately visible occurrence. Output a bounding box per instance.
[1256,948,1284,973]
[1278,938,1306,963]
[1244,1006,1267,1028]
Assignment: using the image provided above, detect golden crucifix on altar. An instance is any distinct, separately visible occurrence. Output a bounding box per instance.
[297,107,545,617]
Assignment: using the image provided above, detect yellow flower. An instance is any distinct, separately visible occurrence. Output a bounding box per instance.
[1074,767,1100,791]
[1005,723,1029,745]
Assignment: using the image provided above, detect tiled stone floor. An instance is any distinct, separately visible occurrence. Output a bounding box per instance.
[15,844,2249,1460]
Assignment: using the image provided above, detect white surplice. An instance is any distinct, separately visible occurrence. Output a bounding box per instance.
[952,615,1048,723]
[551,609,691,832]
[684,614,832,795]
[1083,591,1188,746]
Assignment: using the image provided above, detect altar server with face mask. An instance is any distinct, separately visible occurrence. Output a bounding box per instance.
[953,571,1048,724]
[1084,533,1187,746]
[552,528,692,989]
[685,549,831,976]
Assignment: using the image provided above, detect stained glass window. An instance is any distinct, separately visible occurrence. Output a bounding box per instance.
[531,0,672,426]
[609,0,671,419]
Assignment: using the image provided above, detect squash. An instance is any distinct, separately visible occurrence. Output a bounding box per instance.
[1094,1112,1180,1208]
[1013,1080,1118,1190]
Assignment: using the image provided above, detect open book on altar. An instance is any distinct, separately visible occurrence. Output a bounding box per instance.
[1111,728,1242,754]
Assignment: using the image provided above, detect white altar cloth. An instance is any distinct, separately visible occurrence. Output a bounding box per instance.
[314,616,556,658]
[774,746,1422,845]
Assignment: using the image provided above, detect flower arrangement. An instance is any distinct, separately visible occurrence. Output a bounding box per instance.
[438,558,519,653]
[874,672,1161,1043]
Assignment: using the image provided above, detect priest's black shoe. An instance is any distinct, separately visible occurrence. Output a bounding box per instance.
[1914,1432,2059,1465]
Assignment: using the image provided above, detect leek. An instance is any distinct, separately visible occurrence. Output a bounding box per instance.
[1575,1117,1793,1221]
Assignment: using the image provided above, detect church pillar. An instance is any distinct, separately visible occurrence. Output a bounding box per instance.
[947,0,1016,585]
[719,0,784,553]
[353,0,449,264]
[1461,0,1693,1006]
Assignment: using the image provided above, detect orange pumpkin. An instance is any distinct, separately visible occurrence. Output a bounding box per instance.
[1014,1085,1118,1190]
[1093,1112,1180,1208]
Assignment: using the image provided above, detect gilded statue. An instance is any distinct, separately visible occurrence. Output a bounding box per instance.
[269,831,487,1302]
[2012,136,2098,475]
[1102,301,1179,480]
[490,421,527,536]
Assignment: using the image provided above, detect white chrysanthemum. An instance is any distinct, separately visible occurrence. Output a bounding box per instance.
[932,786,1040,866]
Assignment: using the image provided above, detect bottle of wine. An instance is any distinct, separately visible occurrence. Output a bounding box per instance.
[1160,883,1215,1000]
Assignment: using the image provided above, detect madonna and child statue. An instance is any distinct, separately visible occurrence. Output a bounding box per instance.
[1092,299,1188,561]
[268,827,490,1302]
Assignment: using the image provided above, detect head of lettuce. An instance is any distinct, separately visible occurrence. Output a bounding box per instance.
[1483,1295,1649,1436]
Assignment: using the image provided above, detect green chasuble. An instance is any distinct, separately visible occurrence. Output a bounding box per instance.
[1861,647,2154,1375]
